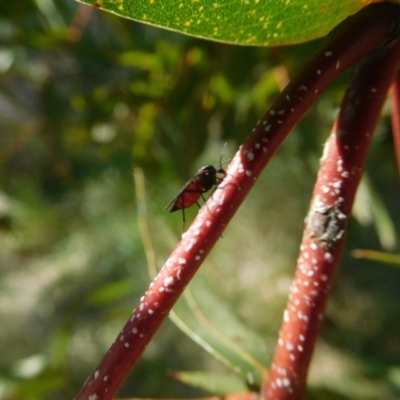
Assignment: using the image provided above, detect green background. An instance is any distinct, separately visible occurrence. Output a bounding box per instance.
[0,1,399,399]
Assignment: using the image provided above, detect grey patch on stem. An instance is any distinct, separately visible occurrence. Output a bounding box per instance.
[306,203,348,249]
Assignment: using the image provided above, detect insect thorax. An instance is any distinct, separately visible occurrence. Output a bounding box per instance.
[197,165,219,191]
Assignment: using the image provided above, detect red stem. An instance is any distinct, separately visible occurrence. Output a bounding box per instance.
[390,72,400,176]
[264,26,400,400]
[75,4,400,399]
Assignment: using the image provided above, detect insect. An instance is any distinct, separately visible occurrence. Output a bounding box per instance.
[165,154,227,230]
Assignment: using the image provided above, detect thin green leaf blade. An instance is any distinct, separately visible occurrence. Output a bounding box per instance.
[170,278,270,388]
[353,175,397,251]
[352,249,400,268]
[171,370,248,395]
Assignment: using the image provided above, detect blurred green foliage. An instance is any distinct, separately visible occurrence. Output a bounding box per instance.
[0,1,399,399]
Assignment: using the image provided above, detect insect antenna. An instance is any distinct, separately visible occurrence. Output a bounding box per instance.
[216,142,231,173]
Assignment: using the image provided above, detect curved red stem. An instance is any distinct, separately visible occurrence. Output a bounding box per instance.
[264,23,400,400]
[390,73,400,176]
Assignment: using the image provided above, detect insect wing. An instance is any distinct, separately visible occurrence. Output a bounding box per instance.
[165,175,205,213]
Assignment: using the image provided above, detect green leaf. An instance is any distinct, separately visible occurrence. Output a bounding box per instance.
[76,0,368,46]
[170,277,270,388]
[352,249,400,268]
[171,370,248,395]
[353,175,397,251]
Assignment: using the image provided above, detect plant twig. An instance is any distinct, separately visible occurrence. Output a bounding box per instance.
[390,72,400,176]
[264,22,400,400]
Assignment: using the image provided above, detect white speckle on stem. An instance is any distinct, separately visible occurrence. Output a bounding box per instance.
[247,151,254,161]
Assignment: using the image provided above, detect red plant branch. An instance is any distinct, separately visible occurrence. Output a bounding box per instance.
[75,4,400,400]
[264,26,400,400]
[390,72,400,175]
